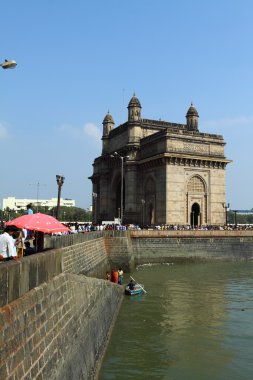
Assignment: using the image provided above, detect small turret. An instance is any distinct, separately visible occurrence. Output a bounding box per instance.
[102,111,114,155]
[128,93,142,122]
[186,103,199,131]
[102,111,114,137]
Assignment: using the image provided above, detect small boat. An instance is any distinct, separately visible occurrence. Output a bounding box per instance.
[125,283,145,296]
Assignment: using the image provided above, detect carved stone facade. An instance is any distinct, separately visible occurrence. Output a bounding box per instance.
[89,96,231,226]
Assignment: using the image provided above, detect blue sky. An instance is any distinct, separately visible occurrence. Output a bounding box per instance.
[1,0,253,210]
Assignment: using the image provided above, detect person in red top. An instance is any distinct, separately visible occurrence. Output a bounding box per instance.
[111,268,119,283]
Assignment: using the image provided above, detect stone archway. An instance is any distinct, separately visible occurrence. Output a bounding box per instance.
[110,172,126,221]
[144,177,156,226]
[148,201,154,225]
[115,177,125,220]
[191,202,200,227]
[187,175,207,225]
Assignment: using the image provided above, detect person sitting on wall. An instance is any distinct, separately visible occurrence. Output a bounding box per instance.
[24,241,36,256]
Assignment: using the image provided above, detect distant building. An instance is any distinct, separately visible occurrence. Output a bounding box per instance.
[236,209,253,215]
[2,197,75,211]
[90,95,231,226]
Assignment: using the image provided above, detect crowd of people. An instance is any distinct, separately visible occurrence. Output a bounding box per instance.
[1,201,253,261]
[105,268,136,291]
[0,203,38,261]
[0,225,36,261]
[64,222,253,233]
[106,268,124,285]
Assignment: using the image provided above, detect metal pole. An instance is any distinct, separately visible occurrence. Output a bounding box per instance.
[121,156,123,224]
[56,184,62,220]
[36,182,39,213]
[92,192,97,224]
[56,175,65,220]
[110,152,129,225]
[141,199,145,229]
[142,203,144,229]
[234,210,237,226]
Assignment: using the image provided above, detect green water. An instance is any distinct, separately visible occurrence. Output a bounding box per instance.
[98,262,253,380]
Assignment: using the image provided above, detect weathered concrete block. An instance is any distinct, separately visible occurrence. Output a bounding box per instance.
[37,252,48,284]
[7,261,20,304]
[28,256,38,290]
[19,257,31,297]
[0,265,8,307]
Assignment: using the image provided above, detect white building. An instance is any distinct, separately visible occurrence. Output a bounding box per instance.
[2,197,75,211]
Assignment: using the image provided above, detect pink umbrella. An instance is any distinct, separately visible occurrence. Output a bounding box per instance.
[6,213,70,233]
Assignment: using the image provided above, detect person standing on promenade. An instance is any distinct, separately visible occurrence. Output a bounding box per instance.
[0,226,20,261]
[26,203,33,215]
[118,268,124,285]
[26,203,34,239]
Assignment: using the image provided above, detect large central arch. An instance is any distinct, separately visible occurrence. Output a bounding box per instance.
[143,177,156,225]
[186,175,207,225]
[114,177,125,220]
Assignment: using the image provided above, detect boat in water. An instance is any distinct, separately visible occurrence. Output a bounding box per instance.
[125,283,145,296]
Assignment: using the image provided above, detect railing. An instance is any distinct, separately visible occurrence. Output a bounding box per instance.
[44,231,105,249]
[43,229,253,250]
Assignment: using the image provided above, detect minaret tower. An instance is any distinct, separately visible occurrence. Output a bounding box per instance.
[186,103,199,131]
[102,111,114,154]
[128,93,142,122]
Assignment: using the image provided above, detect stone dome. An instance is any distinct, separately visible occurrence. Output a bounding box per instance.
[186,103,199,117]
[128,94,142,108]
[103,111,114,124]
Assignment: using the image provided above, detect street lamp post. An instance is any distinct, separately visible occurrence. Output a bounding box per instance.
[233,210,238,226]
[56,175,65,220]
[92,192,97,224]
[223,202,230,226]
[110,152,129,225]
[141,199,145,229]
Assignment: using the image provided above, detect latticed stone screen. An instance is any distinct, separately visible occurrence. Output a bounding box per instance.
[187,176,205,193]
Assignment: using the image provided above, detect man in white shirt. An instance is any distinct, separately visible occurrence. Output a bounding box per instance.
[0,226,20,261]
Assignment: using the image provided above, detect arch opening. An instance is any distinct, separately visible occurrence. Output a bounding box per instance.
[115,178,125,220]
[191,202,200,227]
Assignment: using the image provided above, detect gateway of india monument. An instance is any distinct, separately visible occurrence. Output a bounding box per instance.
[90,95,231,226]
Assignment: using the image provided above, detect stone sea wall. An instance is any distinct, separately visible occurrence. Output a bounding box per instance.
[130,231,253,264]
[0,234,108,308]
[0,233,119,380]
[0,274,123,380]
[104,230,253,267]
[1,230,253,380]
[62,236,108,277]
